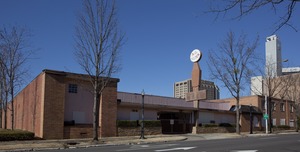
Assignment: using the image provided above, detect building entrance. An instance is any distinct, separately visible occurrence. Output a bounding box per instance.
[158,112,192,134]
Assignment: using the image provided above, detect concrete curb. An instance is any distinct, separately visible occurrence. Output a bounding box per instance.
[0,136,188,152]
[1,132,298,151]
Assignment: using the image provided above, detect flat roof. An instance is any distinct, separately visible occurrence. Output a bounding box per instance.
[118,92,231,111]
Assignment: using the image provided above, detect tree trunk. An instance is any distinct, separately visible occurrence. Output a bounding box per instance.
[236,98,240,134]
[10,86,14,130]
[3,108,6,129]
[4,91,8,129]
[268,97,272,133]
[295,117,299,132]
[0,102,2,128]
[93,83,100,141]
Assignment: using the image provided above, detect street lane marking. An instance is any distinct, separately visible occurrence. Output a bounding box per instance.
[155,147,196,152]
[116,144,178,151]
[259,137,277,140]
[231,150,258,152]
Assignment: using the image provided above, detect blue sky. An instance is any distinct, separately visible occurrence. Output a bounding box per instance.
[1,0,299,98]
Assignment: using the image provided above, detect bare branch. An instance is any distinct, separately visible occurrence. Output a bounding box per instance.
[74,0,124,141]
[0,25,34,129]
[207,31,259,134]
[208,0,298,33]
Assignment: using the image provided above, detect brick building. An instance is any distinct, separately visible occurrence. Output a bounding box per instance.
[223,95,296,132]
[2,70,296,139]
[2,69,119,139]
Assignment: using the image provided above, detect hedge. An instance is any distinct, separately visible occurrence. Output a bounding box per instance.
[0,129,34,141]
[117,120,161,127]
[219,123,234,127]
[274,125,291,130]
[199,123,236,128]
[203,124,218,128]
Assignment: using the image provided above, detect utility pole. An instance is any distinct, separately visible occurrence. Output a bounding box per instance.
[265,95,268,134]
[250,104,253,134]
[140,90,146,139]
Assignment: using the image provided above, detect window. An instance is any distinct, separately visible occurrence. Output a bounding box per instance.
[261,101,265,110]
[271,102,276,111]
[68,84,78,93]
[290,119,294,127]
[290,104,294,113]
[280,103,285,112]
[280,119,286,125]
[272,118,277,126]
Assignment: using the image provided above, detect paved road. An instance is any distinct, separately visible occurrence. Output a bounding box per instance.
[47,134,300,152]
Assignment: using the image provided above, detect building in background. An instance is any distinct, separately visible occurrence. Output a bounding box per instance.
[282,67,300,75]
[224,95,296,129]
[265,35,282,77]
[251,35,299,96]
[252,35,283,95]
[174,79,219,100]
[250,76,263,95]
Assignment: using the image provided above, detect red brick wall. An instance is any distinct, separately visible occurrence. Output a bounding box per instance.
[225,96,261,108]
[100,83,118,137]
[271,99,296,126]
[117,127,162,136]
[3,70,120,139]
[42,72,66,139]
[64,125,94,139]
[240,113,263,132]
[2,73,44,138]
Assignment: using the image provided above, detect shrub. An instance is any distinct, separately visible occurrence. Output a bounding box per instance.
[219,123,233,127]
[117,120,138,127]
[203,124,218,128]
[144,120,161,127]
[275,125,291,130]
[0,129,34,141]
[117,120,161,127]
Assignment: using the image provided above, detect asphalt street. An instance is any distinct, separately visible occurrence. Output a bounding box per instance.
[46,134,300,152]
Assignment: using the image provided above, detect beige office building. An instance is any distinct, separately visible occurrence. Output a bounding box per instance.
[174,79,220,100]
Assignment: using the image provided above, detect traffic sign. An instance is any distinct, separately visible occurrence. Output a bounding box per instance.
[263,114,269,120]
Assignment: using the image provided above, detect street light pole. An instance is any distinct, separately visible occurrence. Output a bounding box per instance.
[264,59,288,134]
[140,90,146,139]
[250,104,253,134]
[265,95,268,134]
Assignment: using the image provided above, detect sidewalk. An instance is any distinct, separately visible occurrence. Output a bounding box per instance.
[0,131,298,151]
[0,135,188,151]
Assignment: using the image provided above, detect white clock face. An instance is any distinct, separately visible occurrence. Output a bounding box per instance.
[190,49,202,62]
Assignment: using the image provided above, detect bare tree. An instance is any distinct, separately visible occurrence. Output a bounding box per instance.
[264,60,290,132]
[208,31,259,134]
[278,73,294,100]
[251,60,287,132]
[74,0,124,141]
[286,74,300,131]
[0,55,3,128]
[208,0,299,33]
[0,51,9,129]
[0,26,33,130]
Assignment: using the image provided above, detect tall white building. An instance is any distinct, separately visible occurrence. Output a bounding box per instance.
[265,35,282,76]
[250,76,263,95]
[174,79,220,100]
[251,35,282,95]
